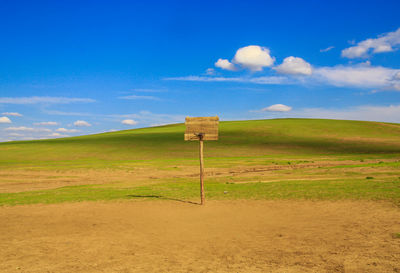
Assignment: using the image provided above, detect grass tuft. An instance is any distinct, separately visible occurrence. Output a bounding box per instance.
[392,233,400,239]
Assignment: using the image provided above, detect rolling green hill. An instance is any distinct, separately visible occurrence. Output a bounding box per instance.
[1,118,400,167]
[1,118,400,205]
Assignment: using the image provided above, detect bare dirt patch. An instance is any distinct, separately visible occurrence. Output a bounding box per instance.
[2,158,397,193]
[0,167,195,193]
[1,200,399,272]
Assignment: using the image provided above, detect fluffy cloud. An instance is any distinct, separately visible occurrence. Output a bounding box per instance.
[56,128,79,133]
[4,127,51,132]
[167,64,400,90]
[0,117,12,124]
[166,28,400,92]
[34,121,58,126]
[313,65,400,90]
[233,45,275,71]
[261,104,292,112]
[342,27,400,58]
[214,45,275,72]
[2,112,22,116]
[122,119,138,125]
[73,120,91,127]
[275,57,312,75]
[45,132,69,138]
[1,127,75,142]
[0,96,95,104]
[215,59,236,71]
[111,111,184,127]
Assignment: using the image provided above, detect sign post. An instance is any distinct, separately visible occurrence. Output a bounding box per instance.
[199,133,205,205]
[185,116,219,205]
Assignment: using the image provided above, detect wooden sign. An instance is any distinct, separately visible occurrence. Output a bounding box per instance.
[184,116,219,205]
[184,116,219,141]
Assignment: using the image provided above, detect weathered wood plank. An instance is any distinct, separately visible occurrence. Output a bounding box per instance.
[185,128,218,134]
[184,116,219,141]
[184,133,218,141]
[185,116,219,122]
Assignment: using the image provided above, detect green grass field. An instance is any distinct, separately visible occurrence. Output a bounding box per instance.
[1,118,400,206]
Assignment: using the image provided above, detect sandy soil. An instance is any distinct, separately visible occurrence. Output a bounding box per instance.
[1,200,400,272]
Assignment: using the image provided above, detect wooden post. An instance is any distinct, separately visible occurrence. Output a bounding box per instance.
[199,134,205,205]
[185,116,219,205]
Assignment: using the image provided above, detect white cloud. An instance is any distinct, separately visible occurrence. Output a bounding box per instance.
[118,95,160,100]
[342,27,400,58]
[1,126,74,142]
[122,119,138,125]
[393,71,400,80]
[248,104,400,123]
[166,76,241,82]
[205,68,216,75]
[215,59,236,71]
[0,96,95,104]
[56,128,79,133]
[45,132,69,138]
[42,110,92,116]
[233,45,275,71]
[166,64,400,91]
[164,75,290,85]
[0,117,12,124]
[261,104,292,112]
[2,112,22,116]
[249,76,291,84]
[320,46,334,52]
[275,57,312,76]
[73,120,91,127]
[291,104,400,123]
[111,111,185,127]
[313,65,400,90]
[7,133,23,137]
[4,127,51,132]
[34,121,58,126]
[42,108,185,130]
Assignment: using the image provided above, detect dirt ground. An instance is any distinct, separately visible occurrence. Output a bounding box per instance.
[1,158,398,193]
[1,200,400,272]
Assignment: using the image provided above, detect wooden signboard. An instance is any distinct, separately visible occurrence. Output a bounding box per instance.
[184,116,219,141]
[185,116,219,205]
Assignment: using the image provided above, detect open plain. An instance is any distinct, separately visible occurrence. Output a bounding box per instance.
[1,119,400,272]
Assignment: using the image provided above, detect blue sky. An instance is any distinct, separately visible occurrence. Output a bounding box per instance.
[1,0,400,141]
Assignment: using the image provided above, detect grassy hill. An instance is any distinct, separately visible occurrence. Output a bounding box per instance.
[1,118,400,205]
[2,118,400,167]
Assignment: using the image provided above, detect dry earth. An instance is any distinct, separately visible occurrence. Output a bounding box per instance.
[1,200,400,272]
[1,158,398,193]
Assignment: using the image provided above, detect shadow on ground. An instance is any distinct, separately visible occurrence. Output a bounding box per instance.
[126,195,200,205]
